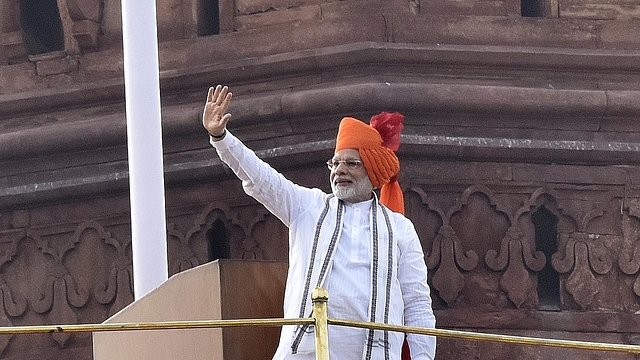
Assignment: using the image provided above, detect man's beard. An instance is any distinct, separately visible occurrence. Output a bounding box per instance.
[331,176,373,203]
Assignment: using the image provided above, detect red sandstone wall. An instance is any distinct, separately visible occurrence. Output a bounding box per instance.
[1,0,640,94]
[1,0,640,359]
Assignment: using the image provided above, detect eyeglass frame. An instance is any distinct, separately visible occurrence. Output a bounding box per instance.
[326,159,363,170]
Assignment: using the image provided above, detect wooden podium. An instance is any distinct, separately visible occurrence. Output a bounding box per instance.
[93,260,288,360]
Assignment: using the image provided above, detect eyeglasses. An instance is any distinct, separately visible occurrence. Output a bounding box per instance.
[326,159,363,170]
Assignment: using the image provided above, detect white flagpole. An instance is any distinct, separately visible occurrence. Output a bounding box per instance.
[121,0,168,300]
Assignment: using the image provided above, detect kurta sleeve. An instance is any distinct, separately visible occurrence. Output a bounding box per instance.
[396,217,437,360]
[210,131,323,227]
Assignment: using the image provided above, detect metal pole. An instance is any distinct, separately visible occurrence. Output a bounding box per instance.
[121,0,168,300]
[312,287,330,360]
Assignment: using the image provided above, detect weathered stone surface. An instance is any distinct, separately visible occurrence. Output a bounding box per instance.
[66,0,102,22]
[0,62,37,94]
[629,172,640,187]
[403,161,514,182]
[72,19,100,48]
[35,54,79,76]
[235,0,322,16]
[0,30,27,63]
[156,0,188,40]
[425,0,508,16]
[99,0,122,48]
[598,19,640,49]
[560,0,640,20]
[234,5,322,30]
[512,164,633,185]
[0,0,21,33]
[392,15,598,49]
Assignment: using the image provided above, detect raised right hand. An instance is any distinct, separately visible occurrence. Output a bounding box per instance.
[203,85,232,137]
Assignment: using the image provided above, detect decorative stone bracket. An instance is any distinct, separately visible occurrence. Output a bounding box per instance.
[167,201,270,276]
[486,226,546,308]
[552,233,613,310]
[618,197,640,298]
[427,225,479,306]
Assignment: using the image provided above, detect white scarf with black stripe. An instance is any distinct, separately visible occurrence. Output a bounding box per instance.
[290,193,398,360]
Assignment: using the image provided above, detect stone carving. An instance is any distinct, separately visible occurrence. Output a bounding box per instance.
[552,191,620,309]
[407,182,625,310]
[553,233,613,309]
[619,197,640,298]
[166,201,270,273]
[167,201,239,273]
[0,277,26,354]
[440,184,545,309]
[89,221,134,318]
[549,190,618,310]
[239,208,269,260]
[407,186,479,306]
[486,226,546,308]
[428,224,478,306]
[0,228,29,356]
[486,188,549,308]
[27,227,89,348]
[167,221,201,274]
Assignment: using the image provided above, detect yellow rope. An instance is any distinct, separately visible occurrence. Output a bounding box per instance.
[0,318,313,335]
[2,316,638,354]
[329,318,640,354]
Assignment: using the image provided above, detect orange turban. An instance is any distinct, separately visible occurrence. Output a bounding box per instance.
[335,112,405,214]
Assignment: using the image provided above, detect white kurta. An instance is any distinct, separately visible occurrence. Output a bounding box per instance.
[212,132,436,360]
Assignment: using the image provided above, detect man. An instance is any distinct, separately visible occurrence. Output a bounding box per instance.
[203,85,436,360]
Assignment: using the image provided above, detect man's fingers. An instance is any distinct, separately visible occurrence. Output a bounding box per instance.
[214,85,229,105]
[220,92,232,111]
[206,85,231,107]
[212,85,223,103]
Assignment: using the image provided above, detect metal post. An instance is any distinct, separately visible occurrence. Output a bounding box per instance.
[312,287,330,360]
[121,0,169,299]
